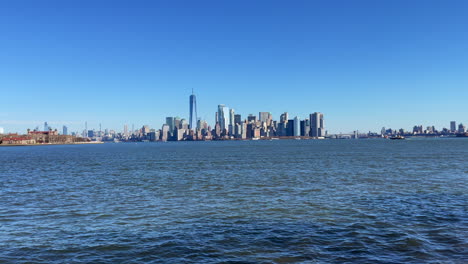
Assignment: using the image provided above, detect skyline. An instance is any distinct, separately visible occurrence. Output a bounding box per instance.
[5,90,467,138]
[1,1,468,133]
[1,89,467,135]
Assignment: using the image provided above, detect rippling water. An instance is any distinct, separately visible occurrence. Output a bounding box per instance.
[1,139,467,263]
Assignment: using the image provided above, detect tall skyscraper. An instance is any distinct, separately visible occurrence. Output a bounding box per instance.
[310,112,324,137]
[189,90,197,130]
[166,117,175,135]
[44,122,49,131]
[300,119,310,137]
[229,109,235,127]
[280,112,288,123]
[161,124,170,141]
[287,119,295,136]
[234,114,242,125]
[124,124,128,137]
[217,104,229,132]
[229,109,235,135]
[450,121,456,132]
[62,125,68,135]
[292,117,300,136]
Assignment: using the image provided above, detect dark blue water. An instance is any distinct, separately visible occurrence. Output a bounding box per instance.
[1,139,467,263]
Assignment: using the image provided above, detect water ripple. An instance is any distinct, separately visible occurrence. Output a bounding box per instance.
[0,139,467,263]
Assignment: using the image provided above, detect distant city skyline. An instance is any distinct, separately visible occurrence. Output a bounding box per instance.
[1,95,467,136]
[5,88,466,140]
[0,87,466,136]
[1,1,468,133]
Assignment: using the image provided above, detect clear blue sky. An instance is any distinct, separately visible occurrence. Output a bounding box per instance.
[1,0,467,134]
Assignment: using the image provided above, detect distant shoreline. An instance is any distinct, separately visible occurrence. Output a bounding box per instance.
[0,142,104,147]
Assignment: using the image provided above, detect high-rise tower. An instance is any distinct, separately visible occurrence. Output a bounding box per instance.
[450,121,456,132]
[310,112,324,137]
[189,89,197,130]
[217,104,230,132]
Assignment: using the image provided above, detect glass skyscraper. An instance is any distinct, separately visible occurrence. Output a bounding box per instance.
[294,116,300,137]
[217,104,230,132]
[189,90,197,130]
[310,112,324,137]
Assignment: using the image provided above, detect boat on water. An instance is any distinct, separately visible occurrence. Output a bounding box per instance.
[390,135,405,140]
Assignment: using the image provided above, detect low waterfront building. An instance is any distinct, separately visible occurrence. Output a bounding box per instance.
[1,136,36,145]
[27,129,85,143]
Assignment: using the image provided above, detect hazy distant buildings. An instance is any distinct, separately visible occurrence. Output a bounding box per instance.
[62,125,68,135]
[450,121,456,132]
[189,90,197,130]
[142,125,150,135]
[458,123,466,134]
[310,112,324,137]
[413,125,423,134]
[44,122,49,131]
[148,131,158,141]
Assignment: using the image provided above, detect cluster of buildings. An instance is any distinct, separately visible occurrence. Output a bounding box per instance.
[378,121,467,138]
[0,128,88,145]
[87,92,326,142]
[104,112,325,142]
[2,92,467,143]
[130,111,326,142]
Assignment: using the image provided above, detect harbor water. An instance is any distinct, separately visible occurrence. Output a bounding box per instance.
[1,139,467,263]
